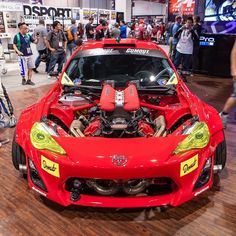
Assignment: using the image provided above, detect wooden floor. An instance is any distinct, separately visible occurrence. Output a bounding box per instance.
[0,76,236,236]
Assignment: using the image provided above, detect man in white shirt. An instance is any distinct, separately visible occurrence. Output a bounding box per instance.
[173,17,197,73]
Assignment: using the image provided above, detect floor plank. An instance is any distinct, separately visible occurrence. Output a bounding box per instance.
[0,76,235,236]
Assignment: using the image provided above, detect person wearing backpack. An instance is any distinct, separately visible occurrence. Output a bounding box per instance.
[46,21,67,79]
[13,22,39,85]
[66,19,78,56]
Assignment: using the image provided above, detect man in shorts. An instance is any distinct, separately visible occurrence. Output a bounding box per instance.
[13,22,39,85]
[220,40,236,128]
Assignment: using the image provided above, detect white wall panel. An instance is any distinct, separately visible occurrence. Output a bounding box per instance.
[133,1,166,16]
[44,0,78,7]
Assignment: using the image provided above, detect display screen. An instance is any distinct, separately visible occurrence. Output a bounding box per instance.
[205,0,236,21]
[203,0,236,34]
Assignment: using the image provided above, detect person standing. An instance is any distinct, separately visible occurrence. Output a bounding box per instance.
[174,17,197,74]
[66,19,78,56]
[33,19,49,73]
[146,22,152,41]
[120,20,127,39]
[111,23,120,39]
[46,21,67,78]
[134,21,145,40]
[169,15,182,61]
[220,40,236,128]
[159,22,166,43]
[13,22,39,85]
[85,17,95,40]
[192,16,202,73]
[77,23,84,39]
[95,20,106,40]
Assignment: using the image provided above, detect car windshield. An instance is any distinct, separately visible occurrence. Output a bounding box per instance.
[65,48,177,87]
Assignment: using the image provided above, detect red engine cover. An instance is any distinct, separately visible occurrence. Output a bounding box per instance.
[100,84,116,111]
[124,84,140,111]
[99,84,140,112]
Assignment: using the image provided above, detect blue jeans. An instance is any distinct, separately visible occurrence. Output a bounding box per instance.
[35,49,49,73]
[174,50,192,72]
[48,51,66,75]
[67,42,76,57]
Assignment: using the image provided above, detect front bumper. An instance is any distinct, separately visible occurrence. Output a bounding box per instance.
[26,146,215,208]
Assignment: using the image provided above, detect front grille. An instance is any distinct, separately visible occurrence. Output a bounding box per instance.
[65,177,175,197]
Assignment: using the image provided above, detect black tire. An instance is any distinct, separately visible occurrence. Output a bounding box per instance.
[214,137,227,172]
[12,131,26,173]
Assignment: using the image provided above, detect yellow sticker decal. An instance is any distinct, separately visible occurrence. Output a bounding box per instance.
[41,156,60,178]
[61,72,74,86]
[180,155,198,177]
[166,73,178,85]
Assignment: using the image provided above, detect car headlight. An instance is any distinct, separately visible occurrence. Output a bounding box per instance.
[173,122,210,155]
[30,122,66,155]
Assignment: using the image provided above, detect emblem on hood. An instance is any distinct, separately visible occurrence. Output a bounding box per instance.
[111,155,128,166]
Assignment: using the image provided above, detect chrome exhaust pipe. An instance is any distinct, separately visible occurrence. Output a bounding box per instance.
[86,179,119,196]
[19,164,27,174]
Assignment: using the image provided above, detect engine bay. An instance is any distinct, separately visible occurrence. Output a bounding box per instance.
[48,81,193,138]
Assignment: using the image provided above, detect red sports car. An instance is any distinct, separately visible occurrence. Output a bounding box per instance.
[12,39,226,208]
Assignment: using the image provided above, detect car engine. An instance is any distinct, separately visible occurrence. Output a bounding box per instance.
[67,83,167,138]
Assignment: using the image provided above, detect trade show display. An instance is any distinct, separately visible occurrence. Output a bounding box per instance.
[168,0,235,77]
[197,0,236,76]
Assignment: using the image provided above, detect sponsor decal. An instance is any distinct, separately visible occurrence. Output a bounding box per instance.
[32,186,47,197]
[61,72,74,86]
[126,48,149,55]
[199,36,216,47]
[180,155,198,177]
[166,73,178,85]
[194,185,210,196]
[41,155,60,178]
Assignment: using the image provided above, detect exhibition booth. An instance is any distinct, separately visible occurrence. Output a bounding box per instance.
[168,0,236,77]
[0,2,117,43]
[0,1,117,61]
[0,0,235,76]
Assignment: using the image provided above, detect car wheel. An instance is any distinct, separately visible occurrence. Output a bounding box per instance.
[214,138,227,173]
[12,132,27,176]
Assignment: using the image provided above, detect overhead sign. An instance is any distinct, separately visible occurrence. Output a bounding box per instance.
[168,0,195,21]
[23,4,72,18]
[23,4,73,25]
[0,2,23,12]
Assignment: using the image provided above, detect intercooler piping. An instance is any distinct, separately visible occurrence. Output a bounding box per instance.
[153,115,167,137]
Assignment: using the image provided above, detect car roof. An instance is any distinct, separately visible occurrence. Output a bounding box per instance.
[79,39,166,54]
